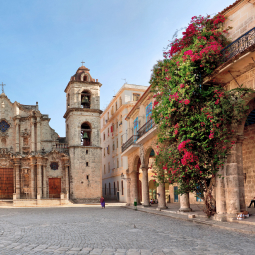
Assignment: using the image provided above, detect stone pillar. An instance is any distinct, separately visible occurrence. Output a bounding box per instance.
[36,159,42,199]
[126,179,131,206]
[30,160,36,199]
[14,160,21,199]
[36,117,41,151]
[157,183,166,209]
[31,119,35,152]
[65,164,69,199]
[130,171,138,204]
[179,193,192,212]
[236,136,246,211]
[15,118,20,153]
[43,164,47,198]
[142,167,149,207]
[225,138,240,215]
[215,166,226,220]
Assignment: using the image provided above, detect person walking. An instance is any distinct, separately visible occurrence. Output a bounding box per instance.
[248,197,255,208]
[100,196,105,209]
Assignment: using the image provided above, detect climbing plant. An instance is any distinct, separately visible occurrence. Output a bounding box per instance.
[150,14,253,217]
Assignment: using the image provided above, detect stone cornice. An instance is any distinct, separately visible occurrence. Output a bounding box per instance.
[64,80,102,93]
[68,145,102,149]
[63,108,103,119]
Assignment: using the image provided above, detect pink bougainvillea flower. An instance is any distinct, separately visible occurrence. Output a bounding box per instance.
[184,99,190,105]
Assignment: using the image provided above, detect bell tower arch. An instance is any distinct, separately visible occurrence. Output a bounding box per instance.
[64,63,102,203]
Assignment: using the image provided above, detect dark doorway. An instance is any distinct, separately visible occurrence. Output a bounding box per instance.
[49,178,61,198]
[0,168,14,199]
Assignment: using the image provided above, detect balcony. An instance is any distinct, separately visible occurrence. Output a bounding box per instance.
[137,119,155,138]
[204,26,255,86]
[221,27,255,63]
[121,135,138,153]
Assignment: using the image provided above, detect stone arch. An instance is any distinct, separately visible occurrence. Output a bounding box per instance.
[81,89,91,109]
[81,122,92,146]
[81,72,90,82]
[144,146,156,168]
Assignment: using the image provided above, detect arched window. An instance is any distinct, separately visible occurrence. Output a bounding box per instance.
[83,75,87,81]
[81,122,91,146]
[81,90,91,109]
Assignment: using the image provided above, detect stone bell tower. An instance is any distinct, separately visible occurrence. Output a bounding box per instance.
[64,63,102,203]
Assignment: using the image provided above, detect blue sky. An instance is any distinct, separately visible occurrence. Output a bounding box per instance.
[0,0,235,136]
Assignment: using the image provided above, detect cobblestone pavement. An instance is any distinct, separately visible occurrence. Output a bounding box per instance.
[0,206,254,254]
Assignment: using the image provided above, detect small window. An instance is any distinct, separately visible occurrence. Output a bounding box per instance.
[104,148,105,157]
[86,150,88,154]
[86,175,89,180]
[103,133,105,140]
[133,93,140,101]
[108,162,110,172]
[104,165,106,174]
[117,158,119,168]
[113,143,115,151]
[83,75,87,81]
[121,180,124,195]
[86,162,89,166]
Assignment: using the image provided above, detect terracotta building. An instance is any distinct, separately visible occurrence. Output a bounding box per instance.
[0,64,102,206]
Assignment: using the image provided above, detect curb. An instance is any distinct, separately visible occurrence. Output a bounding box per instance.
[123,206,255,235]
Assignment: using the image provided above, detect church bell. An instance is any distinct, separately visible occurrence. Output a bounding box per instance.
[83,132,89,139]
[82,96,89,103]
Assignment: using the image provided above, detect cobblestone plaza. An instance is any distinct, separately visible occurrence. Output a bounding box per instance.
[0,206,254,254]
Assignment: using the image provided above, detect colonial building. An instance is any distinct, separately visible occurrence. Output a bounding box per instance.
[0,63,102,206]
[122,85,203,210]
[101,84,147,202]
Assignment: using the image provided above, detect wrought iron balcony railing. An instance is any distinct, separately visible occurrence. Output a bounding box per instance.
[221,26,255,63]
[137,119,155,139]
[121,135,138,153]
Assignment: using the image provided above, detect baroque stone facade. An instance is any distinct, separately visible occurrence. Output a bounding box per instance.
[0,64,102,205]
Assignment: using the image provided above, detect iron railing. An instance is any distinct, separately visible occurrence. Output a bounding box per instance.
[121,135,138,153]
[137,119,155,139]
[221,26,255,62]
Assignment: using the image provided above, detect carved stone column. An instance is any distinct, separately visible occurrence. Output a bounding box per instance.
[142,167,149,207]
[36,157,42,199]
[36,117,41,152]
[179,193,192,212]
[130,170,138,204]
[224,137,241,215]
[15,118,20,153]
[158,183,166,209]
[65,163,69,199]
[215,166,226,220]
[13,158,21,199]
[29,158,36,199]
[43,163,47,198]
[31,119,35,152]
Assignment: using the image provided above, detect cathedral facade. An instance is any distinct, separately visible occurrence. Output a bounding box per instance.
[0,64,102,205]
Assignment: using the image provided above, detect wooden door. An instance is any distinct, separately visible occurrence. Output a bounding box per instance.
[49,178,61,198]
[0,168,14,199]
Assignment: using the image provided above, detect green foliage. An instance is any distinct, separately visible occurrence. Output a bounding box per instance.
[150,14,253,198]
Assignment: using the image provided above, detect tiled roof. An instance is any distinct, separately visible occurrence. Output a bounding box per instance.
[219,0,244,15]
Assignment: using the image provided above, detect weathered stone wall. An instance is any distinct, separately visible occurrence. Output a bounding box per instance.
[69,146,102,202]
[224,1,255,41]
[242,124,255,205]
